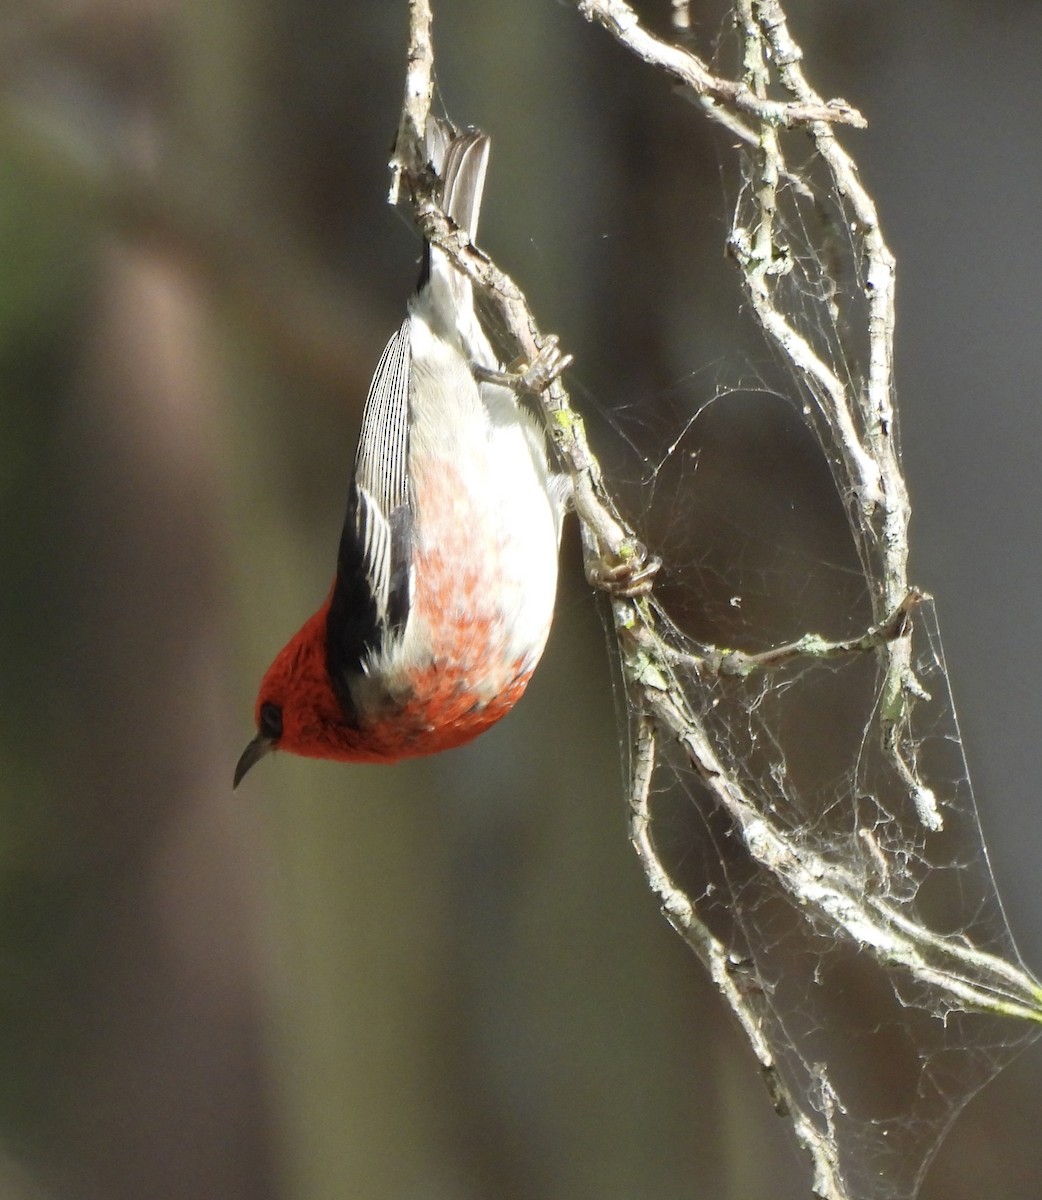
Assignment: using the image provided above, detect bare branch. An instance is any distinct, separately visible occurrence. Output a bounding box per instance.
[577,0,866,129]
[389,0,435,206]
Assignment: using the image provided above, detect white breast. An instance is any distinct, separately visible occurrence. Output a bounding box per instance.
[359,307,563,709]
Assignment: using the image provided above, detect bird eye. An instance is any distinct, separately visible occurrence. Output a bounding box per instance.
[259,701,283,740]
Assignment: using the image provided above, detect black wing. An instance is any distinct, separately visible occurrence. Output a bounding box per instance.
[326,320,413,713]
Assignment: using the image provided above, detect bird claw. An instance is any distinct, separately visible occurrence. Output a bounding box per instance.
[588,549,662,598]
[474,337,573,394]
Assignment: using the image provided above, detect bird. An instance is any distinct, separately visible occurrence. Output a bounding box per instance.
[234,121,568,785]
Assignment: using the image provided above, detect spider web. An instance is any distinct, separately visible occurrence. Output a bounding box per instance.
[593,12,1042,1198]
[635,600,1038,1200]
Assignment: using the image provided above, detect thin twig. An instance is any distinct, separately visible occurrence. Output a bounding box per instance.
[627,715,847,1199]
[577,0,866,129]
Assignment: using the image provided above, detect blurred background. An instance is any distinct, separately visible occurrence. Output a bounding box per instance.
[2,1,1041,1197]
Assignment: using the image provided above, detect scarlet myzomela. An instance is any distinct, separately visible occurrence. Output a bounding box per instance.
[234,122,568,785]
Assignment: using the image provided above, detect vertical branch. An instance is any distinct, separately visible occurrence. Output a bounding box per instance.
[740,1,931,828]
[389,0,434,205]
[389,0,659,596]
[626,713,848,1200]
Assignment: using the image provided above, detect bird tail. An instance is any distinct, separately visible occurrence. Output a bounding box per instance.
[421,119,492,360]
[434,120,489,241]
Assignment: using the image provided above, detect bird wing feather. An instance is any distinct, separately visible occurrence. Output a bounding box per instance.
[326,321,413,705]
[351,318,412,625]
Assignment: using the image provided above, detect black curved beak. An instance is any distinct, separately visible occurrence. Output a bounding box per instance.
[233,733,275,789]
